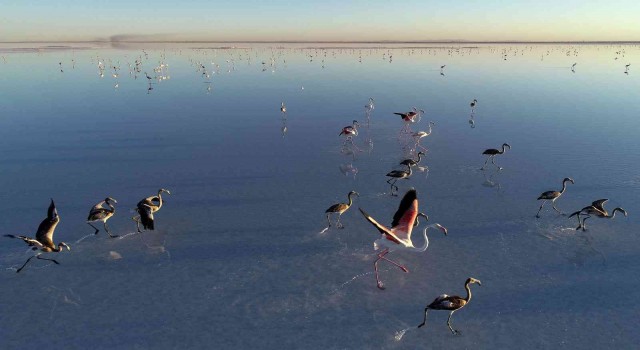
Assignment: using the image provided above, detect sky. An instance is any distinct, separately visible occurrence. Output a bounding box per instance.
[1,0,639,42]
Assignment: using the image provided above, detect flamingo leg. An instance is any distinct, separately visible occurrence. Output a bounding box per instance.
[37,254,60,265]
[551,200,564,215]
[132,215,142,233]
[326,213,332,227]
[378,250,408,272]
[491,156,500,169]
[417,308,429,328]
[16,254,38,273]
[536,201,546,218]
[447,311,459,335]
[104,222,119,238]
[88,222,100,234]
[580,215,590,231]
[481,156,490,170]
[374,249,388,289]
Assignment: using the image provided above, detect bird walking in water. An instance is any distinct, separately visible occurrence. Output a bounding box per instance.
[325,191,359,228]
[470,99,477,112]
[417,277,482,334]
[481,143,511,170]
[536,178,574,218]
[280,102,287,116]
[386,166,413,196]
[87,197,119,237]
[339,120,361,150]
[569,199,627,231]
[625,64,631,74]
[133,189,171,233]
[412,121,435,151]
[4,199,70,273]
[400,151,426,168]
[359,189,448,289]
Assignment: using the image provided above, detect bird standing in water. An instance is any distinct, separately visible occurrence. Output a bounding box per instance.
[481,143,510,170]
[87,197,119,237]
[359,189,448,289]
[4,199,70,273]
[536,178,574,218]
[325,191,359,228]
[417,277,482,334]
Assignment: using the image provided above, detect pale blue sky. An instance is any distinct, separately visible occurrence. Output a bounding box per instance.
[2,0,639,42]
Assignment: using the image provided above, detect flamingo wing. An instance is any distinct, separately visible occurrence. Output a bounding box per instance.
[359,208,402,244]
[591,199,609,211]
[389,189,418,242]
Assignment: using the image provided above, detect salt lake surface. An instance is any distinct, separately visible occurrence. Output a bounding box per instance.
[0,42,639,349]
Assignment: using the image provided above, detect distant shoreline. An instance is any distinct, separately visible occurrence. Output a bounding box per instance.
[1,40,639,45]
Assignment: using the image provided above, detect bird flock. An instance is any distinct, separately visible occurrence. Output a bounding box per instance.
[1,44,635,340]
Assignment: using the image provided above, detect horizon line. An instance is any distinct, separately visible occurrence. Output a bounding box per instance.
[2,40,640,45]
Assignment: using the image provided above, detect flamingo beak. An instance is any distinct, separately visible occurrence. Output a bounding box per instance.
[436,224,448,236]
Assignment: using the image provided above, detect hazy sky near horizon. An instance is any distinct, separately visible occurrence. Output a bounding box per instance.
[2,0,639,42]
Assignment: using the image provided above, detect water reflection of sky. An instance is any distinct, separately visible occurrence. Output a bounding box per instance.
[0,43,639,348]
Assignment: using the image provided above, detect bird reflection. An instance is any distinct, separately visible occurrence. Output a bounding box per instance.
[339,163,358,179]
[481,169,502,194]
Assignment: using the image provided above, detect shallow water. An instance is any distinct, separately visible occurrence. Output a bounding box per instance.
[0,43,639,348]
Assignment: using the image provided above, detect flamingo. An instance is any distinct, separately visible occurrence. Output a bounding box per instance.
[470,99,477,112]
[325,191,359,228]
[417,277,482,334]
[4,199,70,273]
[386,166,413,196]
[133,189,171,232]
[394,108,424,134]
[569,199,627,231]
[412,121,435,151]
[280,102,286,115]
[339,120,359,137]
[481,143,511,170]
[400,151,426,168]
[359,189,448,289]
[87,197,119,237]
[536,178,574,218]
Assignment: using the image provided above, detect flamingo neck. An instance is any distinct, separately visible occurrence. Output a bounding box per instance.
[559,180,568,194]
[500,145,507,154]
[106,201,116,213]
[464,281,472,303]
[156,191,164,210]
[416,153,423,163]
[346,193,354,207]
[610,208,624,219]
[411,226,430,252]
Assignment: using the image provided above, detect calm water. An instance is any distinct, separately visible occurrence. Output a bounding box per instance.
[0,43,639,349]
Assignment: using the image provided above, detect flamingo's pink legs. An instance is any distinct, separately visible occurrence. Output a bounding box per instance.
[374,248,409,289]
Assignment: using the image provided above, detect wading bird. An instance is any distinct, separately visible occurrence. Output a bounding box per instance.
[87,197,119,237]
[133,189,171,232]
[325,191,359,228]
[4,199,70,273]
[400,151,426,168]
[339,120,359,137]
[412,121,435,151]
[359,189,448,289]
[280,102,286,115]
[386,166,413,196]
[481,143,511,170]
[536,178,574,218]
[417,277,482,334]
[569,199,627,231]
[470,99,477,112]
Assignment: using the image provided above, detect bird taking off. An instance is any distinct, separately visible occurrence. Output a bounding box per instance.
[359,189,447,289]
[4,199,70,273]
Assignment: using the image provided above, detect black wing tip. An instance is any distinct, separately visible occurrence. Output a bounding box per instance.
[4,234,16,238]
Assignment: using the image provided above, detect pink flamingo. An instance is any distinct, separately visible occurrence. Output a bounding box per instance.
[359,189,448,289]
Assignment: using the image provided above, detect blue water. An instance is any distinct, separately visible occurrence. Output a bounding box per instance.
[0,43,639,348]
